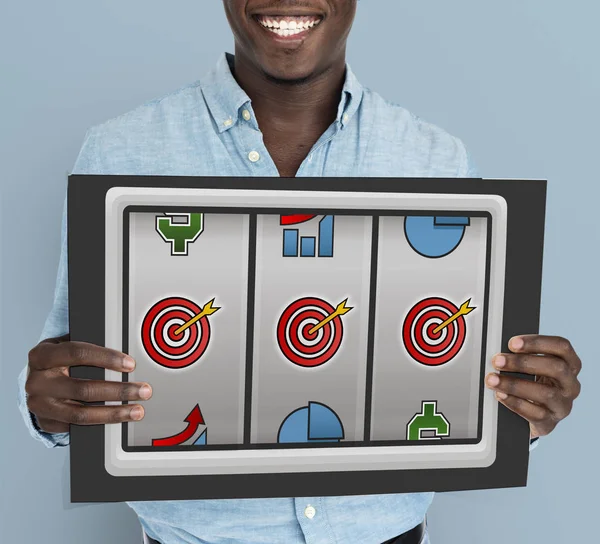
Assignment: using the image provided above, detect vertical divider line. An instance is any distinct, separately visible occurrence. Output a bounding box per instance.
[122,209,131,450]
[243,213,258,445]
[363,215,380,443]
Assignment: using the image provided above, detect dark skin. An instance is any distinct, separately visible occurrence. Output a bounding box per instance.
[27,0,581,440]
[222,0,356,176]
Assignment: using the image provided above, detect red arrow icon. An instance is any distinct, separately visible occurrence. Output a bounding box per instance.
[152,404,205,447]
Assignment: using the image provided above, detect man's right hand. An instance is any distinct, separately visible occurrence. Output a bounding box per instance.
[25,334,152,434]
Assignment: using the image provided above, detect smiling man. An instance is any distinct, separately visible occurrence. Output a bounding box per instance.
[19,1,582,544]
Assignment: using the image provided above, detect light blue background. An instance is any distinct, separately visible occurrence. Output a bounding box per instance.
[1,1,597,542]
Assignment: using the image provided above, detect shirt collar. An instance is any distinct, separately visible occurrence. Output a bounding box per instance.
[201,52,364,133]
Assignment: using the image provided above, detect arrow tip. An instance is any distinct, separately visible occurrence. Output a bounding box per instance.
[186,404,205,425]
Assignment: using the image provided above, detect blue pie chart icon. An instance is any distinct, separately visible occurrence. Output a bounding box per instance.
[277,401,345,444]
[404,216,470,258]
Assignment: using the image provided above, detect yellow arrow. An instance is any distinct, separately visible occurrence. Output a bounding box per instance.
[432,299,475,335]
[174,298,220,336]
[307,299,353,335]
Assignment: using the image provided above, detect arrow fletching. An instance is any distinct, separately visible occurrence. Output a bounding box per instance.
[202,298,221,316]
[459,298,476,315]
[336,298,353,315]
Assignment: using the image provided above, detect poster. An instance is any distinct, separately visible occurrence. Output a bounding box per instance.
[67,176,545,502]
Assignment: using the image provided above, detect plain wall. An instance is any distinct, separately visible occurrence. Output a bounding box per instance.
[1,1,598,542]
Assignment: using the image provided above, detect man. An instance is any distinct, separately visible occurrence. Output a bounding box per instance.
[19,1,582,543]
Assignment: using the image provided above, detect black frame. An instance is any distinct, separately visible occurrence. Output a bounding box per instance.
[122,208,491,452]
[68,175,546,503]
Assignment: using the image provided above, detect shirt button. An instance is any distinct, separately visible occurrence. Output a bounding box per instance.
[242,109,251,121]
[248,150,260,162]
[343,113,349,123]
[304,505,316,519]
[223,118,233,127]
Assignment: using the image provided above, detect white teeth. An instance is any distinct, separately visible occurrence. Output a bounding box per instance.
[267,27,304,37]
[257,16,322,36]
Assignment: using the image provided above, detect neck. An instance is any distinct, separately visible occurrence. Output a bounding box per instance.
[228,50,347,130]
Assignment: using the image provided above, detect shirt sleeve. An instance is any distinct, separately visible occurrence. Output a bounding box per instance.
[17,129,100,448]
[529,436,540,452]
[467,152,480,178]
[455,136,481,178]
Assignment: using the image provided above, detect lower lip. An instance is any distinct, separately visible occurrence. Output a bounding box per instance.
[254,18,321,43]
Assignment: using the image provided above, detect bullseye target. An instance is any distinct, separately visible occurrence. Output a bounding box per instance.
[141,297,211,369]
[402,297,467,366]
[277,297,344,368]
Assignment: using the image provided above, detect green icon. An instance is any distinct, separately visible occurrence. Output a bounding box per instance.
[406,401,450,441]
[156,213,204,255]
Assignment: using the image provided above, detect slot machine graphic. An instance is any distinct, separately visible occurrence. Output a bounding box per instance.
[94,183,523,489]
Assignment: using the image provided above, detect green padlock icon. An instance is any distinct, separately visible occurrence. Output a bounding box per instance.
[156,213,204,256]
[406,401,450,440]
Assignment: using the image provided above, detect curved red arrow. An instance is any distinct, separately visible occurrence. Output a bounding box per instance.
[152,404,205,447]
[280,214,317,225]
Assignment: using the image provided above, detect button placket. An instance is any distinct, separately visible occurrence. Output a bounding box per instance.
[233,120,279,175]
[304,505,316,519]
[297,123,340,177]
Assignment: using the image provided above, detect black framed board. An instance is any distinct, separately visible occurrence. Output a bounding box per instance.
[67,176,546,502]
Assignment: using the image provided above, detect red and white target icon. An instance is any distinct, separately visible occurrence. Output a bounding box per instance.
[141,296,220,369]
[402,297,475,366]
[277,297,352,368]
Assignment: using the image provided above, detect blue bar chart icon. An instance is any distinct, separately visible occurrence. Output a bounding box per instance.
[282,215,334,257]
[300,236,316,257]
[318,216,333,257]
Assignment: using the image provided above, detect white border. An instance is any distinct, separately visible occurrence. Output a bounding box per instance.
[104,188,507,477]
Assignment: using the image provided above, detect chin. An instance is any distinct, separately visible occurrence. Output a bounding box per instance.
[259,58,318,83]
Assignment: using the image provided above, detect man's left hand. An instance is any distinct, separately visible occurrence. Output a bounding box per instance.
[486,335,582,438]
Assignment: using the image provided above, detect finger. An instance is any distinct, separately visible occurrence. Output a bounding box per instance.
[508,335,581,374]
[492,353,581,397]
[486,373,571,420]
[27,396,145,425]
[27,373,153,403]
[35,416,69,434]
[494,392,556,436]
[29,340,136,373]
[39,333,70,344]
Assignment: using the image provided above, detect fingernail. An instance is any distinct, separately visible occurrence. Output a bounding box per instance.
[139,385,152,399]
[130,406,144,420]
[123,356,136,371]
[496,391,508,400]
[510,337,524,350]
[487,373,500,387]
[494,355,506,368]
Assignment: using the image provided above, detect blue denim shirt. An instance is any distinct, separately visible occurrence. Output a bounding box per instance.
[17,52,485,544]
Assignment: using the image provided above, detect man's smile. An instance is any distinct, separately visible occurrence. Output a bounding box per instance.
[251,14,324,43]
